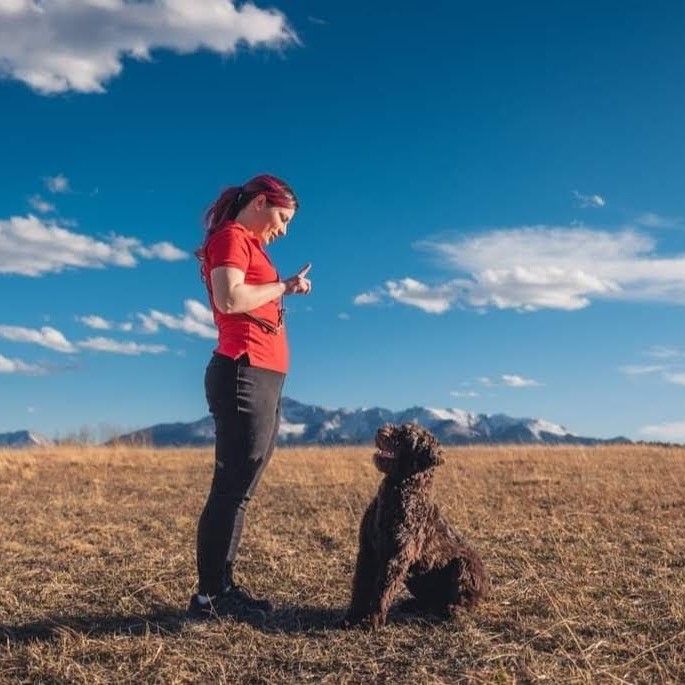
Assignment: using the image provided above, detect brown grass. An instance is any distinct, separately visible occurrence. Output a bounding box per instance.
[1,444,684,684]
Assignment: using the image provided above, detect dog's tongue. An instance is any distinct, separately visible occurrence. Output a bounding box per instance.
[374,450,394,460]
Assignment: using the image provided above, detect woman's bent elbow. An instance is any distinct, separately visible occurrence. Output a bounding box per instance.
[214,299,237,315]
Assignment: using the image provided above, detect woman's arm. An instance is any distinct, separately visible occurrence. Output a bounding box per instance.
[211,263,312,315]
[210,266,286,314]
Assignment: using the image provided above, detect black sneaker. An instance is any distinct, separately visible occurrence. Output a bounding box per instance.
[186,585,273,620]
[226,584,273,613]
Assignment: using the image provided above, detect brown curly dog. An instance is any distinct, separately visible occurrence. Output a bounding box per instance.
[343,423,488,630]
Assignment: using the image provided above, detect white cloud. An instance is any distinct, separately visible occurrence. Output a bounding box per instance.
[403,225,685,313]
[354,291,382,305]
[640,421,685,442]
[500,374,542,387]
[385,278,459,314]
[45,174,70,193]
[0,353,46,375]
[137,299,215,339]
[0,324,76,352]
[0,0,298,95]
[184,298,214,325]
[77,337,167,355]
[572,190,606,208]
[635,213,681,229]
[477,374,541,388]
[619,364,665,376]
[0,214,188,276]
[28,195,55,213]
[77,315,112,330]
[664,372,685,386]
[136,242,188,261]
[646,345,683,360]
[338,312,350,320]
[450,390,479,398]
[77,314,136,332]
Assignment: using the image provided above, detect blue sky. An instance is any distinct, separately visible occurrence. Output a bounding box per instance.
[1,0,685,441]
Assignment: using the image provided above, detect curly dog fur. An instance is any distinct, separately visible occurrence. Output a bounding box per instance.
[343,423,488,630]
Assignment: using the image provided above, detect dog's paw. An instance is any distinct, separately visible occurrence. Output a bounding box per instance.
[369,612,386,631]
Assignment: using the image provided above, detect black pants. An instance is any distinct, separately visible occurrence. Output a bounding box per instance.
[196,353,285,596]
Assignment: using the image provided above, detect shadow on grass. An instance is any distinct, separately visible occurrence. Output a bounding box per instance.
[0,598,450,644]
[0,605,188,644]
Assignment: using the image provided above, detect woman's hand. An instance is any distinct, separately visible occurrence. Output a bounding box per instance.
[282,263,312,295]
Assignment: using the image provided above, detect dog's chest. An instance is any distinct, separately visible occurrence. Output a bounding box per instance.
[375,482,431,544]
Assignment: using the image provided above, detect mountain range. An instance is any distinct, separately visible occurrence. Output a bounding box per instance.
[0,430,54,448]
[0,398,631,448]
[105,397,629,447]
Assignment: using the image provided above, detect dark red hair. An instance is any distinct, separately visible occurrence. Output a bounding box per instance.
[204,174,298,234]
[196,174,298,277]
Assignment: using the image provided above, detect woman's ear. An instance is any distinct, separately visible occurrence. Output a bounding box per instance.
[252,193,267,212]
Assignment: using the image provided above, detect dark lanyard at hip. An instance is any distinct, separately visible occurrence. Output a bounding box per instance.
[243,300,285,335]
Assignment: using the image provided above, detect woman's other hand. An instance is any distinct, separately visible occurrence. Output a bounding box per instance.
[283,263,312,295]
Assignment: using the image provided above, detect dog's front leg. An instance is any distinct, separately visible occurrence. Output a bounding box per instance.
[342,504,379,627]
[368,548,413,630]
[343,538,377,625]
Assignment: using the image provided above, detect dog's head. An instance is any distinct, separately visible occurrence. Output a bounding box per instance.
[373,423,444,478]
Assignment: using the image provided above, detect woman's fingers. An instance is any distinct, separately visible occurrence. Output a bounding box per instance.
[283,272,312,295]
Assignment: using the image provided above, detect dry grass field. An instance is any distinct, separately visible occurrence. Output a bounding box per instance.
[1,443,684,684]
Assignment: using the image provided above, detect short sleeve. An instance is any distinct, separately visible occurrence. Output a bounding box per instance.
[206,227,251,272]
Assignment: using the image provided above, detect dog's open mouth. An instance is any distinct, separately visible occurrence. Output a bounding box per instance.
[373,449,395,461]
[374,430,396,462]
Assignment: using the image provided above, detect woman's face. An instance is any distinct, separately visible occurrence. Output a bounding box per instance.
[251,195,296,244]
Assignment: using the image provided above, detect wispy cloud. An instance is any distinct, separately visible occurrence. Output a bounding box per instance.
[76,315,112,331]
[663,372,685,386]
[634,213,682,229]
[646,345,684,360]
[135,242,188,260]
[450,390,479,398]
[572,190,606,208]
[372,225,685,314]
[500,374,542,387]
[137,299,216,339]
[28,195,55,213]
[477,374,542,388]
[354,291,382,306]
[640,421,685,442]
[384,278,460,314]
[0,214,188,276]
[619,364,665,376]
[0,324,76,353]
[78,337,167,355]
[45,174,70,194]
[0,0,298,95]
[338,313,350,320]
[76,315,134,332]
[0,353,47,375]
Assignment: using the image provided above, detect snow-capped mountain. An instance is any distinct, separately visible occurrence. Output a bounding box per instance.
[109,397,629,447]
[0,430,53,448]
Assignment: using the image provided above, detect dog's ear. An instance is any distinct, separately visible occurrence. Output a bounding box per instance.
[426,441,444,468]
[411,428,444,469]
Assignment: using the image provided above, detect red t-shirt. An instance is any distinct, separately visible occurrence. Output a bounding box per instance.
[203,222,288,374]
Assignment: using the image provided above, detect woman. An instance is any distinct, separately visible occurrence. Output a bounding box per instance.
[188,174,312,619]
